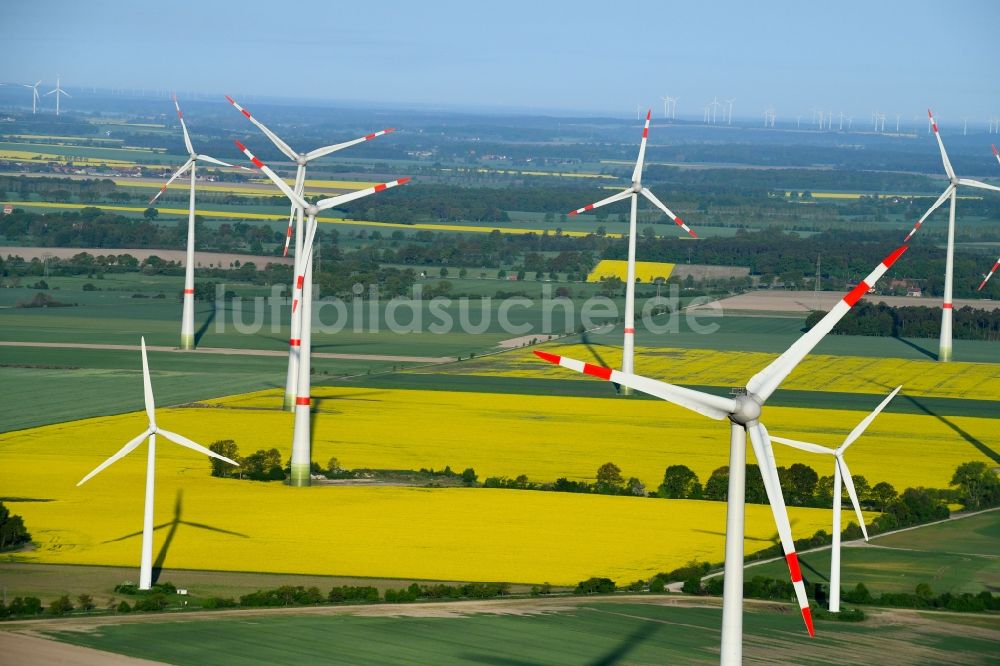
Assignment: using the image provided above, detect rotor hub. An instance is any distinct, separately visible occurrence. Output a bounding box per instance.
[729,393,762,425]
[297,155,308,166]
[305,205,319,217]
[631,181,642,193]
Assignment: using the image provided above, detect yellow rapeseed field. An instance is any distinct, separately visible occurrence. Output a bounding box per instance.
[205,386,995,493]
[587,260,675,283]
[0,409,843,584]
[441,344,1000,402]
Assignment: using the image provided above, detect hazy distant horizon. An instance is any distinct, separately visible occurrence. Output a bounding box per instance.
[3,0,998,121]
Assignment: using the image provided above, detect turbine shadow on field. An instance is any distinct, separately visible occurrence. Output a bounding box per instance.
[102,490,249,583]
[892,335,937,361]
[900,394,1000,464]
[581,331,619,395]
[461,619,660,666]
[193,307,217,347]
[797,555,829,583]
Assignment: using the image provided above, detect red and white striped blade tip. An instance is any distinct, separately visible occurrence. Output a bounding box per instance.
[534,350,560,365]
[992,144,998,156]
[883,245,909,268]
[645,109,651,120]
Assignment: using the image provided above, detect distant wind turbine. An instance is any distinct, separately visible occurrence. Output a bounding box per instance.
[45,77,70,115]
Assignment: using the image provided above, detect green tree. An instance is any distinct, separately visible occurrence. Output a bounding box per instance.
[242,448,284,481]
[76,594,95,611]
[778,463,819,506]
[950,461,1000,510]
[658,465,702,499]
[0,502,31,550]
[461,467,478,486]
[870,481,898,512]
[625,477,646,497]
[704,467,729,501]
[48,595,74,616]
[208,440,240,478]
[143,207,159,221]
[595,462,624,494]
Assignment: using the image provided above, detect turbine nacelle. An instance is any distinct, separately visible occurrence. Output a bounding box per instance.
[729,393,762,425]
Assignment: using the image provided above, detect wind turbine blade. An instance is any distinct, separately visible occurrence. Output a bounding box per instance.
[158,429,239,466]
[978,258,999,291]
[77,428,152,486]
[748,423,814,637]
[631,109,651,183]
[768,435,835,456]
[746,245,908,403]
[234,140,309,209]
[840,385,902,451]
[140,337,155,425]
[957,178,1000,193]
[992,144,1000,167]
[533,350,736,420]
[173,95,195,156]
[61,89,71,98]
[305,128,397,161]
[224,95,298,161]
[903,185,956,242]
[315,177,411,211]
[640,188,698,238]
[566,189,632,216]
[927,109,955,180]
[836,456,869,541]
[196,154,251,170]
[148,158,194,205]
[44,89,56,96]
[283,169,305,256]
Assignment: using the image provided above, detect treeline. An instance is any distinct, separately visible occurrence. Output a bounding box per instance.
[0,207,281,254]
[806,301,1000,341]
[484,462,647,497]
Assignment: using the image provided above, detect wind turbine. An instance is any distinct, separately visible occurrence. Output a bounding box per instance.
[45,77,70,115]
[149,96,249,351]
[977,144,1000,292]
[565,110,697,393]
[902,109,1000,361]
[225,95,395,410]
[23,81,41,114]
[236,140,409,486]
[77,338,238,590]
[534,244,909,664]
[725,98,736,125]
[770,385,902,613]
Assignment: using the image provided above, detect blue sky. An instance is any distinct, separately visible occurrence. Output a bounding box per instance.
[2,0,998,120]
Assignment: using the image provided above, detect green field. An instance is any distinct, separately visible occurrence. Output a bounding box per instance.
[26,598,997,665]
[748,510,1000,595]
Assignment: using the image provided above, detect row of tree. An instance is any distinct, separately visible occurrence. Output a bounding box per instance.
[806,301,1000,341]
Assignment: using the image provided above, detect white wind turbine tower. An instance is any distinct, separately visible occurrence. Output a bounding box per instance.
[902,109,1000,361]
[771,385,902,613]
[236,141,409,486]
[45,76,70,115]
[149,96,249,351]
[725,98,736,125]
[661,95,678,120]
[565,110,697,394]
[226,95,395,411]
[977,144,1000,292]
[535,245,909,663]
[23,81,41,114]
[77,338,238,590]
